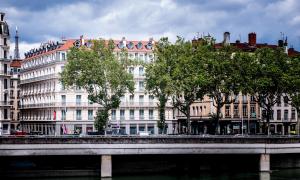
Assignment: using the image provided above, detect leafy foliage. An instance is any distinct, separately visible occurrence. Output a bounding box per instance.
[249,47,291,134]
[60,39,134,131]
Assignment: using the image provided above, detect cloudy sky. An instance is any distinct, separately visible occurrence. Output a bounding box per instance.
[2,0,300,58]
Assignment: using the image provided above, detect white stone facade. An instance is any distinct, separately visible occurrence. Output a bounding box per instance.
[0,12,11,135]
[20,38,176,135]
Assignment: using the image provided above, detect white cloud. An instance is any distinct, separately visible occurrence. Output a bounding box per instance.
[11,42,42,59]
[3,0,300,53]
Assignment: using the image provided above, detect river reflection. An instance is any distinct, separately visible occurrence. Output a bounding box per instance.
[7,169,300,180]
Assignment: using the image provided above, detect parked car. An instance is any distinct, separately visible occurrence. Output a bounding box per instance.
[138,131,150,136]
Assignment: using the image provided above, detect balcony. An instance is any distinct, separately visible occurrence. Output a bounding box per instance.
[0,70,11,76]
[20,74,58,84]
[0,101,12,106]
[120,102,157,108]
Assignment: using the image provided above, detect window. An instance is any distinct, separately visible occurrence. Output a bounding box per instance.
[111,110,116,120]
[225,105,230,117]
[149,95,154,104]
[74,125,82,134]
[76,110,82,120]
[120,109,125,120]
[130,109,134,120]
[270,110,274,120]
[149,109,154,119]
[129,95,134,105]
[130,125,137,135]
[234,95,239,103]
[277,110,281,120]
[139,67,144,76]
[61,53,66,60]
[139,81,144,91]
[4,79,7,89]
[4,50,7,59]
[4,64,7,74]
[88,110,93,120]
[138,126,145,133]
[250,105,256,118]
[139,109,144,120]
[284,110,288,120]
[4,38,7,46]
[234,105,239,117]
[284,96,289,107]
[242,105,248,117]
[277,97,281,107]
[61,110,66,120]
[76,95,81,105]
[61,95,66,105]
[148,125,154,134]
[139,95,144,105]
[242,95,247,103]
[292,109,296,120]
[4,109,8,119]
[129,67,134,74]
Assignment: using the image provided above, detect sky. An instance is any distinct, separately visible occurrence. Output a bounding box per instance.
[2,0,300,58]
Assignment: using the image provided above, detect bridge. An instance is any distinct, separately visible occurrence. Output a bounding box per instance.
[1,136,300,177]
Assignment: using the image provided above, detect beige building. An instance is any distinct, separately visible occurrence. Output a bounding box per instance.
[10,59,21,130]
[267,96,298,135]
[20,37,176,135]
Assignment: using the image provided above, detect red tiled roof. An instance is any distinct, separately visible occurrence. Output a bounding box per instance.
[288,48,300,57]
[24,39,154,62]
[10,59,22,68]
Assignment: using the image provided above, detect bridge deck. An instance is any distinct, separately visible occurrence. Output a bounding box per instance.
[1,136,300,156]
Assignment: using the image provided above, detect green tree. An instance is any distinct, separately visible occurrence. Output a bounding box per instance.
[250,47,290,135]
[205,46,242,134]
[60,39,134,132]
[286,57,300,133]
[145,37,174,134]
[170,37,209,134]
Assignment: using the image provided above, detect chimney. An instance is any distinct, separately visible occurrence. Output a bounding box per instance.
[278,40,284,47]
[223,32,230,45]
[80,35,84,46]
[248,32,256,46]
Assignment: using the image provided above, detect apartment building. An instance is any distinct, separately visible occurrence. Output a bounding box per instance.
[0,12,11,135]
[266,96,298,135]
[10,59,21,130]
[20,37,176,135]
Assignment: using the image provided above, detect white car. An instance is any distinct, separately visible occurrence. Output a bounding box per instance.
[138,131,150,136]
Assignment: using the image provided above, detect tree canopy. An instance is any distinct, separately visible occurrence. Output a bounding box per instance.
[60,39,134,132]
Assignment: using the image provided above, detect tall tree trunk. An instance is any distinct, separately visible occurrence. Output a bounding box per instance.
[158,96,167,134]
[215,106,221,135]
[186,106,191,135]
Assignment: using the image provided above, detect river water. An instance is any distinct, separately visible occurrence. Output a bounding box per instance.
[6,169,300,180]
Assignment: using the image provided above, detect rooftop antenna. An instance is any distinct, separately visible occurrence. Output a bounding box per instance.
[280,32,284,40]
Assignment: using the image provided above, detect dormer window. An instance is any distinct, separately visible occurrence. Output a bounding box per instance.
[118,41,125,49]
[127,42,134,49]
[74,40,81,48]
[86,41,92,48]
[137,42,143,49]
[146,42,153,50]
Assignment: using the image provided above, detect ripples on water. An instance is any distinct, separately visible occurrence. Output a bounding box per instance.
[8,169,300,180]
